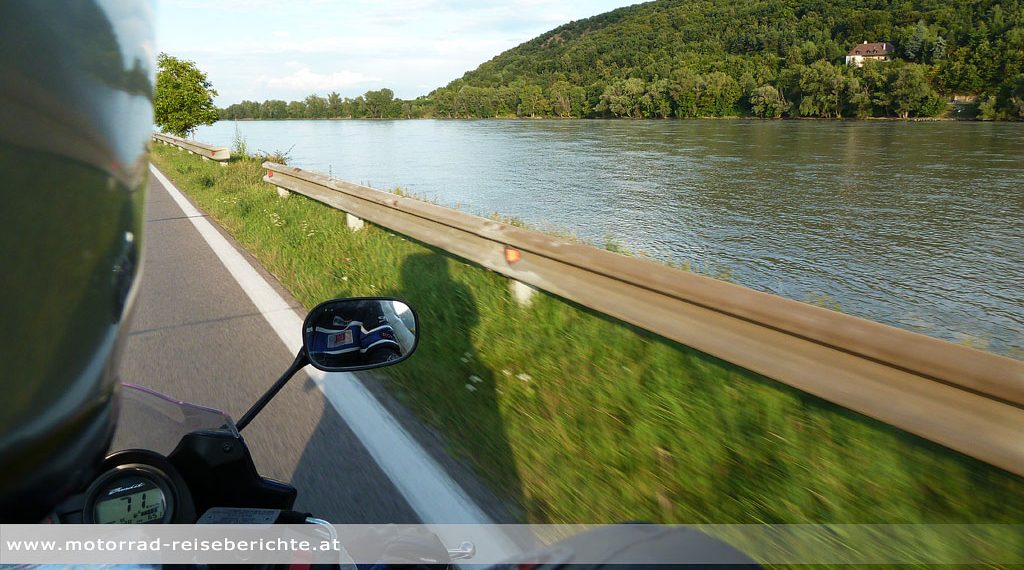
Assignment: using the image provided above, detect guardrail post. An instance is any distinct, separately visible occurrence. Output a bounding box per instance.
[509,279,536,307]
[347,213,365,231]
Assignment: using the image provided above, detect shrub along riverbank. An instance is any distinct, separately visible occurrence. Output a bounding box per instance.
[151,144,1024,536]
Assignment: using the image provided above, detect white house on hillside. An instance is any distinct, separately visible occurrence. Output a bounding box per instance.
[845,41,894,66]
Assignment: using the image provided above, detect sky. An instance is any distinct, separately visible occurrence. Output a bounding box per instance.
[155,0,634,105]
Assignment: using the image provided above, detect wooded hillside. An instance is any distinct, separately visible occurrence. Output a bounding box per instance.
[220,0,1024,120]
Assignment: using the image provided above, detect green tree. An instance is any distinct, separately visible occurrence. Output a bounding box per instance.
[978,95,1001,120]
[597,78,647,117]
[843,76,873,118]
[286,100,306,118]
[931,36,947,61]
[364,88,396,118]
[154,53,219,137]
[304,94,328,118]
[266,99,288,119]
[517,84,549,117]
[698,72,742,116]
[749,85,789,118]
[548,80,575,117]
[1009,74,1024,119]
[669,69,700,117]
[646,78,673,117]
[327,92,343,117]
[793,61,845,118]
[889,63,943,118]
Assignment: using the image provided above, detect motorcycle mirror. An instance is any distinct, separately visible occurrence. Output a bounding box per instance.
[303,297,419,372]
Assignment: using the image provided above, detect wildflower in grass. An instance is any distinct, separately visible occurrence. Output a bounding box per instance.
[465,383,476,392]
[469,375,482,384]
[501,369,512,377]
[516,373,531,382]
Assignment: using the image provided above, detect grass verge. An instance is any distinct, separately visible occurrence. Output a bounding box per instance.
[150,145,1023,551]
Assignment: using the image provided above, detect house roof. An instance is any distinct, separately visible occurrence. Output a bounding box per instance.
[848,42,893,56]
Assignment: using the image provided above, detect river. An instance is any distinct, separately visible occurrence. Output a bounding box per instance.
[192,119,1023,356]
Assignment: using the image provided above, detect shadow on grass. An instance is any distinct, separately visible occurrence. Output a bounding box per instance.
[386,251,525,514]
[289,251,526,522]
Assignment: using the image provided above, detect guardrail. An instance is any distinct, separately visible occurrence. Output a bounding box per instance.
[259,162,1024,476]
[152,132,230,162]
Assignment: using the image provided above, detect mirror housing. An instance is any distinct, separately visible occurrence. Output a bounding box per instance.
[303,297,419,372]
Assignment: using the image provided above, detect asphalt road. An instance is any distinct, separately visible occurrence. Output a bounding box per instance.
[116,171,503,523]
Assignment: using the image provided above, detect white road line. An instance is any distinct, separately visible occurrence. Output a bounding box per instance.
[148,164,518,556]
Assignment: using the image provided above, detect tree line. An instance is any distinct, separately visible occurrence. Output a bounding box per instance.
[219,0,1024,121]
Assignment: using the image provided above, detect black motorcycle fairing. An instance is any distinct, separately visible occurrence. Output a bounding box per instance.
[167,430,297,516]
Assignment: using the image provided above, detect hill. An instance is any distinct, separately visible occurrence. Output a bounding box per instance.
[220,0,1024,120]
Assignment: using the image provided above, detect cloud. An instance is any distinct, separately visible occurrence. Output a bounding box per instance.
[157,0,633,102]
[262,68,381,92]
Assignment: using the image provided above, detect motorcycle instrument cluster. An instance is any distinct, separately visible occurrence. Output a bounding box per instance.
[83,463,174,524]
[52,448,195,524]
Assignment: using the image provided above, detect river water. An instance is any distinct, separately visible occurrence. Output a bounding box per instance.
[193,119,1023,356]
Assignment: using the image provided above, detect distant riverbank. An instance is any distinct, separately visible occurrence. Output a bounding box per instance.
[218,114,985,122]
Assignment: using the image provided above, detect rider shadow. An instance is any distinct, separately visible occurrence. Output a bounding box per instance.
[289,250,525,523]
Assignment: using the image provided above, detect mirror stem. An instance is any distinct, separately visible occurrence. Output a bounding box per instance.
[236,349,309,432]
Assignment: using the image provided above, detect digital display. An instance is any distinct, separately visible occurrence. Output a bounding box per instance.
[94,488,166,524]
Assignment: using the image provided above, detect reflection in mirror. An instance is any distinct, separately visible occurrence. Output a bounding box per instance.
[303,297,418,372]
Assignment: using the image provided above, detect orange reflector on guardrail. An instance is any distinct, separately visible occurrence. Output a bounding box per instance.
[505,247,521,264]
[267,170,273,177]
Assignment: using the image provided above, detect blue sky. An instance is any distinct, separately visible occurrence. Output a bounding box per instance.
[156,0,634,105]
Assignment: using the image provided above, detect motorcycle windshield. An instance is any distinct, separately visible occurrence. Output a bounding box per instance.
[110,383,237,455]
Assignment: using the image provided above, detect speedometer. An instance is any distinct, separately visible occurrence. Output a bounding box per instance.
[83,464,175,524]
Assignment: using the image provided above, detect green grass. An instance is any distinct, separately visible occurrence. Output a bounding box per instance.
[151,145,1024,556]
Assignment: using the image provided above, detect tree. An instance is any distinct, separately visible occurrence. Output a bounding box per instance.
[978,95,1000,120]
[1009,74,1024,119]
[364,88,396,118]
[793,61,845,118]
[749,85,789,118]
[517,84,549,117]
[327,92,343,117]
[286,100,306,118]
[304,95,328,118]
[931,36,947,62]
[669,69,700,117]
[889,63,943,118]
[699,72,742,116]
[646,78,673,117]
[154,53,219,137]
[263,99,288,119]
[843,76,873,118]
[548,80,575,117]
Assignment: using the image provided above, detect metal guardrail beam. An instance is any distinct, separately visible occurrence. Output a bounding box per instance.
[261,162,1024,477]
[152,132,230,162]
